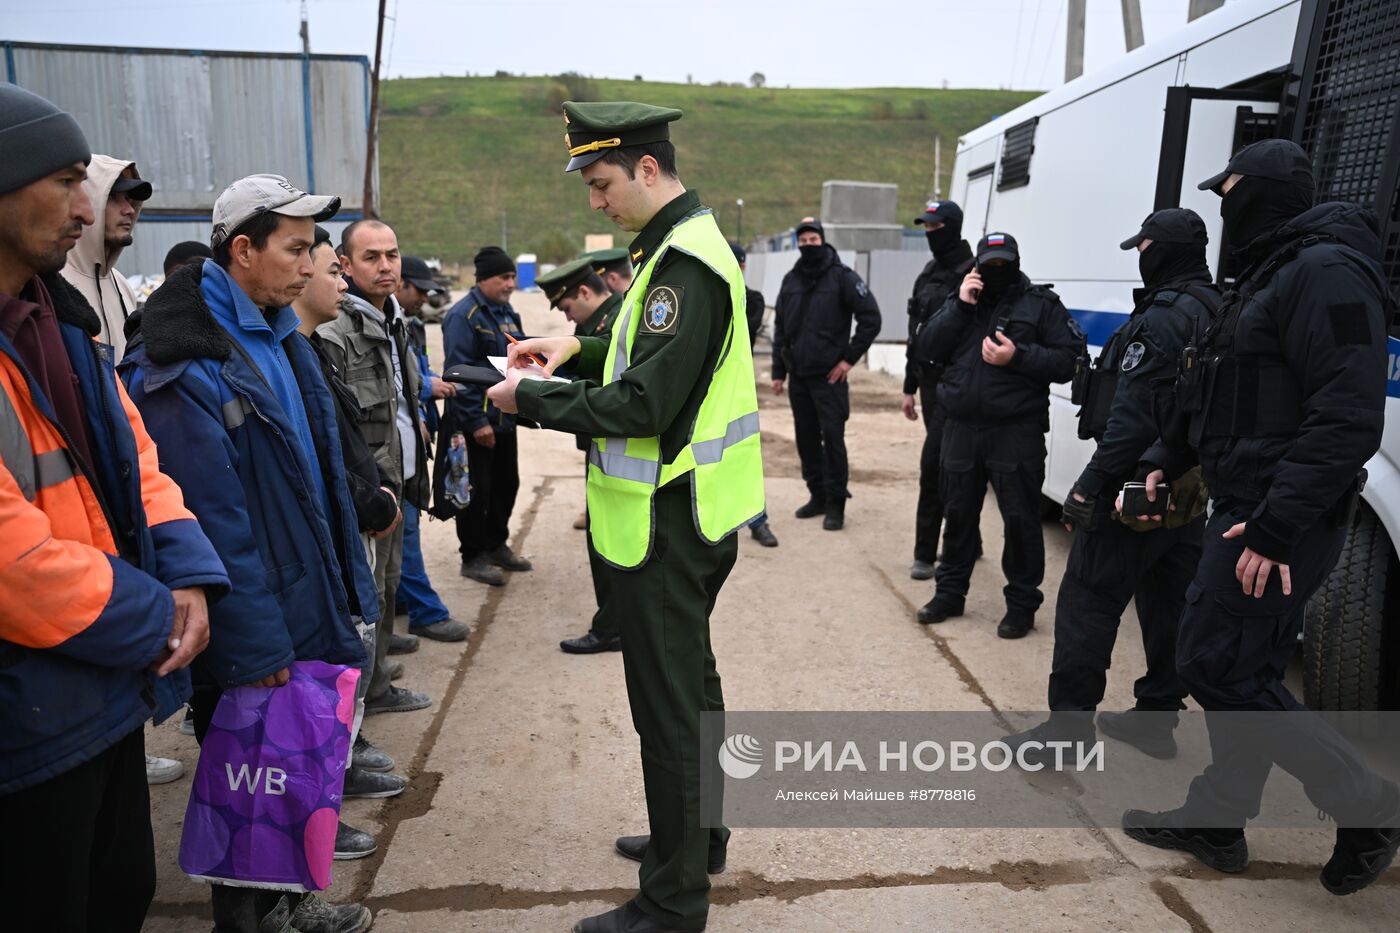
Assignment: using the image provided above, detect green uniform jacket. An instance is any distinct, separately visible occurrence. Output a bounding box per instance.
[518,190,731,476]
[571,291,624,452]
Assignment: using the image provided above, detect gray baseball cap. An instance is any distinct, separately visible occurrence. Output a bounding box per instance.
[210,173,340,248]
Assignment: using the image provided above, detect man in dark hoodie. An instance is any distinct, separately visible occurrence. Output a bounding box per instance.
[1121,140,1400,896]
[1008,208,1218,760]
[771,218,881,530]
[912,232,1083,639]
[904,200,976,580]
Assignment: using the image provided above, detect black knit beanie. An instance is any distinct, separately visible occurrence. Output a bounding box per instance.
[474,246,516,282]
[0,84,90,195]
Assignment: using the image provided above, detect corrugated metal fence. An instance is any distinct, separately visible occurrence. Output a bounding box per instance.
[3,41,373,277]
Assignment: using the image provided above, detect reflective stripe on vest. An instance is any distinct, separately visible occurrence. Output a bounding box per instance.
[586,208,766,569]
[0,376,77,502]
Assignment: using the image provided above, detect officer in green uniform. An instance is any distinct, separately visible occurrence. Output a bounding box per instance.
[535,257,626,655]
[488,101,764,933]
[582,245,635,296]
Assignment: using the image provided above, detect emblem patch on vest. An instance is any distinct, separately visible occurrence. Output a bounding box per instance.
[1121,341,1147,372]
[641,285,682,336]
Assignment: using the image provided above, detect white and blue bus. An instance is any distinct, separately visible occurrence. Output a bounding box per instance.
[946,0,1400,710]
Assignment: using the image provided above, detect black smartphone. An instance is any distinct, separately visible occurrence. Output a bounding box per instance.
[1122,482,1169,517]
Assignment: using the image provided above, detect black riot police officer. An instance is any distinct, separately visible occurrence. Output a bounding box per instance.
[912,232,1084,638]
[1013,209,1218,758]
[903,200,978,580]
[1121,139,1400,895]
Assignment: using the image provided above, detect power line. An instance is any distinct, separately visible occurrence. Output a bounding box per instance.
[1010,0,1029,89]
[1036,0,1066,89]
[1018,0,1046,90]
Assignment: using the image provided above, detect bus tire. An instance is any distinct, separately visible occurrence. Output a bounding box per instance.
[1302,505,1394,711]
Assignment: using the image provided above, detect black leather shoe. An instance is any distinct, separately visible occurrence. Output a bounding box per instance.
[615,834,725,874]
[916,595,964,624]
[749,522,779,547]
[351,734,394,773]
[909,560,935,580]
[573,899,702,933]
[461,554,506,586]
[794,496,826,519]
[561,630,623,654]
[1097,709,1178,760]
[1004,717,1096,770]
[1121,808,1248,873]
[997,609,1036,639]
[822,504,844,531]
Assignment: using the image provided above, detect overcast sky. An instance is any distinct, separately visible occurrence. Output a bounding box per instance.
[1,0,1222,90]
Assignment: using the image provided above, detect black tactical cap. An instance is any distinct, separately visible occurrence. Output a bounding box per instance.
[1119,207,1208,250]
[913,199,962,228]
[536,256,595,307]
[562,101,683,172]
[1198,138,1314,194]
[976,231,1018,263]
[400,255,444,294]
[795,216,824,239]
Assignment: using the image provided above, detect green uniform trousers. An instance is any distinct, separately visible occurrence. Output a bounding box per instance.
[600,480,734,928]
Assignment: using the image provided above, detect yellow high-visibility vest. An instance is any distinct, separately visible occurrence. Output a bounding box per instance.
[587,209,764,569]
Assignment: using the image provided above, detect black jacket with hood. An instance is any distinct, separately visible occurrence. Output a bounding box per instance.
[1153,201,1391,562]
[771,244,882,380]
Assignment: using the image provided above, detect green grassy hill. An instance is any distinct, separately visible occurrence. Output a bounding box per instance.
[378,76,1037,266]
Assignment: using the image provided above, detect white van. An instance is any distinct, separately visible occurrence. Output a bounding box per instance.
[946,0,1400,710]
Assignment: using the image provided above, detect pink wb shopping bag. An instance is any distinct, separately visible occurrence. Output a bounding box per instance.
[179,660,360,892]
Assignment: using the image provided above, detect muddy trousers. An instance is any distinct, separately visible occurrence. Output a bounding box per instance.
[1048,514,1202,711]
[1175,501,1391,826]
[934,419,1046,613]
[595,482,734,929]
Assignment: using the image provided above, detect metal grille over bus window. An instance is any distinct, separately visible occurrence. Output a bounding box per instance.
[1299,1,1400,210]
[1293,0,1400,321]
[997,117,1038,192]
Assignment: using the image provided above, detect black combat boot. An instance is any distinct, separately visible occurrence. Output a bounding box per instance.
[822,501,845,531]
[795,495,826,519]
[1121,808,1249,873]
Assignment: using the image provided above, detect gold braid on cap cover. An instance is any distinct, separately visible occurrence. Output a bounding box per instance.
[568,137,622,157]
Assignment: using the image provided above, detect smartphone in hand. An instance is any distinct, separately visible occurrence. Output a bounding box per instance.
[1122,481,1169,517]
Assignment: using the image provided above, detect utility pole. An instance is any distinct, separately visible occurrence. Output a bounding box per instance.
[362,0,387,219]
[1188,0,1225,21]
[299,0,310,55]
[500,209,508,252]
[1065,0,1087,82]
[736,198,744,243]
[1121,0,1144,51]
[934,136,942,198]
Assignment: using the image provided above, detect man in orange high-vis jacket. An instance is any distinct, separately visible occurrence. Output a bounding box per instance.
[0,84,229,933]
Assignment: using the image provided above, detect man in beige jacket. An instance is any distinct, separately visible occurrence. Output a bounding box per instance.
[60,154,151,358]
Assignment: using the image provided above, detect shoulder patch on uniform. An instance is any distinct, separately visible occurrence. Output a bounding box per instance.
[855,277,869,298]
[1066,316,1086,340]
[1121,341,1148,372]
[641,285,683,336]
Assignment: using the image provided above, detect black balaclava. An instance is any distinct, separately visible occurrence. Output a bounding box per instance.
[1220,174,1314,256]
[977,260,1019,304]
[926,223,961,256]
[1138,240,1209,291]
[797,243,826,268]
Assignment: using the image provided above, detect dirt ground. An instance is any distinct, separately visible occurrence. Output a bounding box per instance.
[140,291,1400,931]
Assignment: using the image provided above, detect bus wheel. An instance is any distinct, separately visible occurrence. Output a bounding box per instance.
[1302,505,1396,711]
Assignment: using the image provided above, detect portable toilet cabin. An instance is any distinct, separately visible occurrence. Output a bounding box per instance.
[515,253,538,290]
